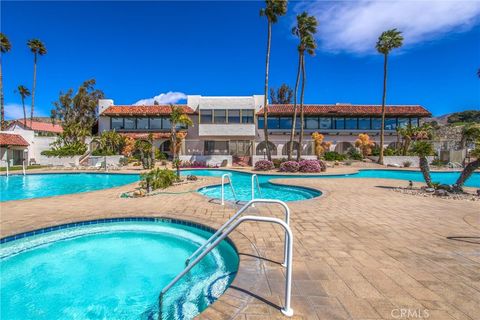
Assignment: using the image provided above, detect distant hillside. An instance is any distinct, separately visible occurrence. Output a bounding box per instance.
[425,113,451,125]
[425,110,480,126]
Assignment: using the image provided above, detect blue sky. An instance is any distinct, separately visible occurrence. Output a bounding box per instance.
[2,1,479,119]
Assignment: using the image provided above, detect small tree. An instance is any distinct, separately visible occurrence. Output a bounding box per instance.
[269,83,293,104]
[169,105,193,177]
[355,133,375,158]
[311,132,331,159]
[135,139,154,169]
[93,130,125,156]
[410,125,435,188]
[50,79,104,151]
[121,137,136,157]
[455,139,479,189]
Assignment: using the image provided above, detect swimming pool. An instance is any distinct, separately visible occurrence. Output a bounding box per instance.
[0,173,139,202]
[0,219,239,320]
[181,168,480,202]
[351,169,480,187]
[181,169,322,202]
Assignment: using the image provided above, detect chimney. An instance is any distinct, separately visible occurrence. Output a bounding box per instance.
[98,99,114,115]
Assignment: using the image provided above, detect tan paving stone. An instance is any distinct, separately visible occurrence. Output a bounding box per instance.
[1,170,479,320]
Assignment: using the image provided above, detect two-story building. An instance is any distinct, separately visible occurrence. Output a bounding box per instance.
[97,95,431,165]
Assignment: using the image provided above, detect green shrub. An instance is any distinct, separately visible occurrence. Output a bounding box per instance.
[347,148,363,160]
[155,149,168,160]
[324,151,346,161]
[41,142,87,157]
[272,158,287,168]
[140,168,178,192]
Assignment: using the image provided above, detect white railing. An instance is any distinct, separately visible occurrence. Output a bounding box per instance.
[221,173,238,205]
[22,160,26,176]
[158,200,294,318]
[186,199,290,267]
[251,174,262,205]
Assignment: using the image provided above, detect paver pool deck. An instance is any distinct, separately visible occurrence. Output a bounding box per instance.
[1,170,479,320]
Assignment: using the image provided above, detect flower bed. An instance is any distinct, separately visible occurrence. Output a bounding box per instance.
[254,160,274,171]
[279,161,300,172]
[299,160,325,173]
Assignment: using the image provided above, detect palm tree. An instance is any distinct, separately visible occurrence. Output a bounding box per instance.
[260,0,288,161]
[454,124,480,189]
[27,39,47,126]
[376,29,403,165]
[0,33,11,130]
[289,12,317,161]
[15,85,31,127]
[169,105,194,177]
[410,125,434,188]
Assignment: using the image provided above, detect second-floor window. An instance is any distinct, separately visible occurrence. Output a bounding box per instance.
[213,110,227,124]
[110,116,179,131]
[200,109,255,124]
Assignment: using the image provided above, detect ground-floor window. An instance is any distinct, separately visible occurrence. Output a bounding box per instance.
[204,141,229,155]
[12,149,24,165]
[229,140,251,156]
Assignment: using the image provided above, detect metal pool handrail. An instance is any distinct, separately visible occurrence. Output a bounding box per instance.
[251,174,262,202]
[158,215,294,318]
[221,173,238,205]
[185,199,290,267]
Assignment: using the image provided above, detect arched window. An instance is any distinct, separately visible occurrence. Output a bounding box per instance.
[256,141,277,156]
[282,141,300,156]
[334,142,354,154]
[160,140,171,153]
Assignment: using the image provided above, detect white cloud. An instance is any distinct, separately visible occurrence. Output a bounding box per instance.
[297,0,480,54]
[4,103,48,120]
[4,103,30,120]
[134,91,187,105]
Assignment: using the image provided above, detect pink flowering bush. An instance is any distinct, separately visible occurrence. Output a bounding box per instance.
[254,160,274,171]
[299,160,324,173]
[279,161,300,172]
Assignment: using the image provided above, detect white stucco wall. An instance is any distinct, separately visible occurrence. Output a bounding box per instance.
[179,155,232,167]
[199,124,255,136]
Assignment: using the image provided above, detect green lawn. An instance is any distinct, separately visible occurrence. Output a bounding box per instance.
[0,165,47,172]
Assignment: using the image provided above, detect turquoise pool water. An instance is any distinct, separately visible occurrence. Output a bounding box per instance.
[0,220,239,320]
[182,169,480,202]
[351,169,480,187]
[181,169,322,202]
[0,173,139,202]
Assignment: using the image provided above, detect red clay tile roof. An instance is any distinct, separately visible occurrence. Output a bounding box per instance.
[257,104,431,117]
[8,120,63,133]
[102,105,195,116]
[0,133,29,147]
[119,132,172,140]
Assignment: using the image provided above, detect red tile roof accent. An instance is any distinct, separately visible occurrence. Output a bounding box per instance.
[257,104,431,117]
[102,105,195,116]
[8,120,63,133]
[0,133,30,147]
[119,132,172,140]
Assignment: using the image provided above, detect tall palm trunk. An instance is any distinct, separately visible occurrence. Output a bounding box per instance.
[30,53,37,127]
[22,97,27,127]
[297,55,306,162]
[455,159,479,188]
[263,21,272,161]
[378,53,388,165]
[288,53,302,160]
[419,156,433,188]
[171,126,180,177]
[0,58,4,130]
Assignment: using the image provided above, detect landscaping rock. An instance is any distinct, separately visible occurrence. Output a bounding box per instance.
[434,189,449,197]
[424,188,435,193]
[477,189,480,197]
[437,184,453,192]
